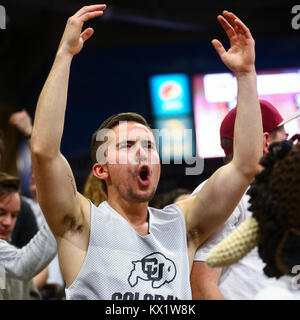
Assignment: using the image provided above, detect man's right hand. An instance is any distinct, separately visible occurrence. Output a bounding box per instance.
[57,4,106,57]
[211,11,255,76]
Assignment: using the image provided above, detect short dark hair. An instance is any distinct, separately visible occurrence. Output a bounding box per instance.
[0,172,20,197]
[91,113,151,164]
[90,113,151,193]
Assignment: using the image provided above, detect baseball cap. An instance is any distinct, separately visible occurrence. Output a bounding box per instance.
[220,99,300,155]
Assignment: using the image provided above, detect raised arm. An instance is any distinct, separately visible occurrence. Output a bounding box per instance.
[177,11,262,249]
[30,5,106,236]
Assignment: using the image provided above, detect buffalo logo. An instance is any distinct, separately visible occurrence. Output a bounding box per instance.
[128,252,176,288]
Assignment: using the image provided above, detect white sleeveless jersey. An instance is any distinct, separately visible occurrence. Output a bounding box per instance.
[65,201,191,300]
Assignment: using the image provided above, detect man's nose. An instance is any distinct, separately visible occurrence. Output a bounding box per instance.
[135,144,147,162]
[1,215,13,227]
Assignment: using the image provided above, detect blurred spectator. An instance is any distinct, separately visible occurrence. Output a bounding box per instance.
[11,196,39,248]
[205,140,300,299]
[23,174,64,300]
[9,109,64,299]
[4,110,39,247]
[8,109,33,196]
[0,172,41,300]
[190,100,299,300]
[0,223,57,283]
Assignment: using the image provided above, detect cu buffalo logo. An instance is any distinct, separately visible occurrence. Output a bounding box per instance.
[128,252,177,289]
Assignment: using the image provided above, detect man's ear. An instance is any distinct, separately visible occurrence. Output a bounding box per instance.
[275,228,300,275]
[263,132,270,155]
[93,163,108,181]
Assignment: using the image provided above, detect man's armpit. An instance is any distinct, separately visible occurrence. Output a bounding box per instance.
[187,227,205,248]
[63,214,84,233]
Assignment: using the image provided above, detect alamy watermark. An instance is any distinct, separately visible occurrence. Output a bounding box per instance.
[291,5,300,30]
[292,265,300,289]
[0,5,6,30]
[95,121,204,176]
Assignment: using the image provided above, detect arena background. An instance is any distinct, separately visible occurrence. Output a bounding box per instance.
[0,0,299,195]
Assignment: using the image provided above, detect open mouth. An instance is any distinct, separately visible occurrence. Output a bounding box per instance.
[138,165,150,185]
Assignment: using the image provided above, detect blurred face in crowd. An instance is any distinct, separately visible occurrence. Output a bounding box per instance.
[264,126,289,154]
[0,192,20,240]
[224,125,290,163]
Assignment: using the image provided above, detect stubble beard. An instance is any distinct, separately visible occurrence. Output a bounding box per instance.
[117,184,157,203]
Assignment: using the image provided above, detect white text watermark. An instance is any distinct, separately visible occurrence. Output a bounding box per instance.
[292,265,300,289]
[95,121,204,176]
[291,5,300,30]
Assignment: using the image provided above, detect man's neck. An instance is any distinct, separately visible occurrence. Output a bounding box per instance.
[107,196,149,234]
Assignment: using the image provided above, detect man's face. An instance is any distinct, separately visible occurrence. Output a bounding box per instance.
[262,126,289,156]
[104,121,161,203]
[0,192,20,240]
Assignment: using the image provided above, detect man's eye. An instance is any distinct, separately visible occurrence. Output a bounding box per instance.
[147,143,154,149]
[120,143,131,149]
[143,142,153,149]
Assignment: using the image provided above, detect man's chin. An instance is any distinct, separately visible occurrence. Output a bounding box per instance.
[128,189,156,203]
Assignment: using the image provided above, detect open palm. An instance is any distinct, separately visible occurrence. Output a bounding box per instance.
[212,11,255,74]
[58,4,106,57]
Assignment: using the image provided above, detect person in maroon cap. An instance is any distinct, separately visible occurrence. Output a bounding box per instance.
[220,99,288,164]
[190,100,300,300]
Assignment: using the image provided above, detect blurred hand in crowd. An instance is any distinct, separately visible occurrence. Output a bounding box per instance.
[9,109,33,138]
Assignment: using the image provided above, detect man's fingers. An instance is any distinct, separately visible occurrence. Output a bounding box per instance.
[234,18,253,40]
[217,15,235,39]
[222,10,236,28]
[81,28,94,42]
[74,4,106,18]
[80,10,105,23]
[223,11,253,40]
[211,39,226,56]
